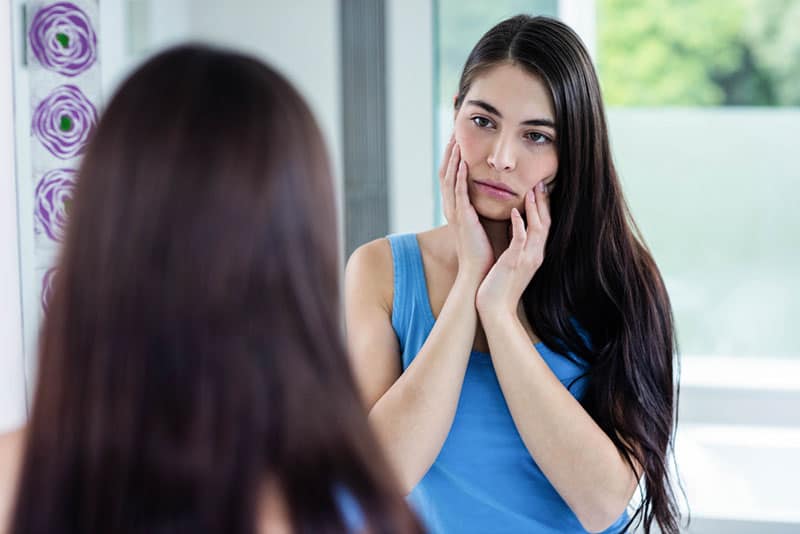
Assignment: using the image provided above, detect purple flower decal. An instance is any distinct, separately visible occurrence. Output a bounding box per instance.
[32,84,97,159]
[28,2,97,77]
[41,268,58,314]
[35,168,76,243]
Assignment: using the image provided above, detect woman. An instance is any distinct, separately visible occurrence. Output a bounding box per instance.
[345,16,681,534]
[0,45,421,534]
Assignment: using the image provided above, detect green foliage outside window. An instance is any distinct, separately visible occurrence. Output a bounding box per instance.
[598,0,800,106]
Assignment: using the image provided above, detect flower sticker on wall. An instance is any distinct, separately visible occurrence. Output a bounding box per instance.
[28,1,97,77]
[35,168,76,243]
[41,267,58,314]
[32,84,97,160]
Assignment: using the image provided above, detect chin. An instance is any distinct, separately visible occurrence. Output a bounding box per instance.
[472,197,516,221]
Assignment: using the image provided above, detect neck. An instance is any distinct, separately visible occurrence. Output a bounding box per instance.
[479,215,512,260]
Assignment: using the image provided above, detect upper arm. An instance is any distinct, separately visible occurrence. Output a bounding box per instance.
[344,238,402,411]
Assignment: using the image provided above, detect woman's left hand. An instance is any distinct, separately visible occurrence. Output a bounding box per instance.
[476,181,551,318]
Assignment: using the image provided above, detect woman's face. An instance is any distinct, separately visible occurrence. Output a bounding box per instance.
[454,62,558,221]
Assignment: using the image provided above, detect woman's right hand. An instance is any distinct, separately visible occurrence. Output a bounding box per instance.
[438,136,493,286]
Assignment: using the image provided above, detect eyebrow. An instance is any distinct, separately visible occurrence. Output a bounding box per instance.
[466,99,556,129]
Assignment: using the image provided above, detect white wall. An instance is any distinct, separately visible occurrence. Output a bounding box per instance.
[0,1,27,433]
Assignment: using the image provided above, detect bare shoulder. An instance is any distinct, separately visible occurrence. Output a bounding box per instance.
[345,237,394,311]
[0,427,25,534]
[344,237,404,409]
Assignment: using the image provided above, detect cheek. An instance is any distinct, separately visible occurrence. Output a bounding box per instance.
[453,121,485,168]
[542,152,559,177]
[521,150,558,186]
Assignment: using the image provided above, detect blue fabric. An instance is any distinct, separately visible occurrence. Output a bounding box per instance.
[335,485,365,533]
[387,233,629,534]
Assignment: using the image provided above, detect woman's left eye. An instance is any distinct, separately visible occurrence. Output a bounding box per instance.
[526,132,551,144]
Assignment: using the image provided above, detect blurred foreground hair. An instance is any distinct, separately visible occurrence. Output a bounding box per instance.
[11,45,421,534]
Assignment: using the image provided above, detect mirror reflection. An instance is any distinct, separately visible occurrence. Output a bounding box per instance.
[1,1,798,533]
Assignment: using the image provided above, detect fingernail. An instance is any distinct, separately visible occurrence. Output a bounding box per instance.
[537,182,546,193]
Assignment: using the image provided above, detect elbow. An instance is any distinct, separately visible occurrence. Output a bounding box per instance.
[367,414,423,497]
[383,454,425,497]
[400,483,415,498]
[576,501,628,533]
[578,514,619,534]
[385,463,421,497]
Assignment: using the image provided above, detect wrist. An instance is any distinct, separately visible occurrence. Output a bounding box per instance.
[477,305,518,328]
[454,268,484,291]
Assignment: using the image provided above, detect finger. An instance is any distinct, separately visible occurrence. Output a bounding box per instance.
[535,180,551,228]
[442,143,460,219]
[510,208,527,252]
[522,189,544,256]
[441,139,458,188]
[438,135,456,180]
[455,158,470,213]
[525,189,541,231]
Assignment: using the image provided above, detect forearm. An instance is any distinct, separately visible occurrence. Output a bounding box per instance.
[369,274,480,494]
[482,312,637,532]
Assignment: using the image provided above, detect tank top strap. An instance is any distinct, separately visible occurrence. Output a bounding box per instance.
[386,233,430,345]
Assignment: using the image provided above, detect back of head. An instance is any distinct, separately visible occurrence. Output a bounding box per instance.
[11,45,419,534]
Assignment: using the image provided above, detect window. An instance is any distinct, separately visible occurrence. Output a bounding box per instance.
[596,0,800,524]
[597,0,800,360]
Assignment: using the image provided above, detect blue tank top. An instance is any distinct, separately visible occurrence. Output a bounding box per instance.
[387,234,629,534]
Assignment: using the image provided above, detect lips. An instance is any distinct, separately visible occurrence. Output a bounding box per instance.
[473,179,516,196]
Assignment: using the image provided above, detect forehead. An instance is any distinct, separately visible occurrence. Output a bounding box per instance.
[465,62,554,120]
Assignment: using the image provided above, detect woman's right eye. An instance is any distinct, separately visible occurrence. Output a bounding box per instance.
[471,116,493,128]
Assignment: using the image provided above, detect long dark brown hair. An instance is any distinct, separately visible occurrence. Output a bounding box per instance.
[11,45,421,534]
[455,16,684,533]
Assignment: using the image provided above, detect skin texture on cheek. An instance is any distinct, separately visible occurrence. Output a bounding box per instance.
[452,116,507,220]
[454,116,557,222]
[453,120,485,208]
[451,63,560,221]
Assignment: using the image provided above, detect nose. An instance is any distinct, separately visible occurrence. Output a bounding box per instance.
[486,134,516,172]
